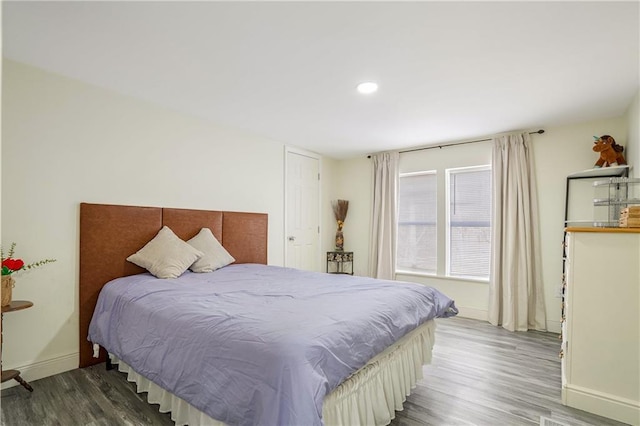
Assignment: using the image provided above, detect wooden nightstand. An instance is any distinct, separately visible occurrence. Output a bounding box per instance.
[1,300,34,392]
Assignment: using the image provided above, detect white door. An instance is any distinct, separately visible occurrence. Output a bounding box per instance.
[285,149,320,271]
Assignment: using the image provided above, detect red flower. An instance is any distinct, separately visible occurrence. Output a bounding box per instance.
[2,258,24,272]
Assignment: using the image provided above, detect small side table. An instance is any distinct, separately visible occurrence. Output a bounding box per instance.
[1,300,34,392]
[327,251,354,275]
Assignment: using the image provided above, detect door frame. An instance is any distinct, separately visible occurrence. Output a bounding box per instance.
[284,146,322,270]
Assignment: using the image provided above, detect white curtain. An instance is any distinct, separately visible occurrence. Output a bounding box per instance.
[369,152,399,280]
[489,133,546,332]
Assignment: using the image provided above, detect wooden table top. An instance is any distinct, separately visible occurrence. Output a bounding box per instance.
[565,226,640,233]
[1,300,34,314]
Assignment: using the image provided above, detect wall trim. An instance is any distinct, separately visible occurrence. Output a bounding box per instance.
[546,319,562,334]
[455,308,561,335]
[563,384,640,426]
[455,306,488,322]
[1,352,78,390]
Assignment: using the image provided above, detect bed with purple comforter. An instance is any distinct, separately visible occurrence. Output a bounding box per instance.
[88,264,457,425]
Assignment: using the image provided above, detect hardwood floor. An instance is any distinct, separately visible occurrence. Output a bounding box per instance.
[389,318,626,426]
[1,317,628,426]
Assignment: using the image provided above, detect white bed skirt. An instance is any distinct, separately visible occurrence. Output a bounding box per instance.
[109,320,436,426]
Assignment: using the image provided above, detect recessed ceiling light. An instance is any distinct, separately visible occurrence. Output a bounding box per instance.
[357,81,378,94]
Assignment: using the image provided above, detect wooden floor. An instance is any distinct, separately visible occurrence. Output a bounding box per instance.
[1,317,628,426]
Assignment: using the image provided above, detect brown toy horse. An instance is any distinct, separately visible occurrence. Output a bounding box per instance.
[593,135,626,168]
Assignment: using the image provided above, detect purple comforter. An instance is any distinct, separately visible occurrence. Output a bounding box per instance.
[88,264,457,425]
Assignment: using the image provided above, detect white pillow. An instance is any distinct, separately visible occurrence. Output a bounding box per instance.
[127,226,204,279]
[187,228,235,273]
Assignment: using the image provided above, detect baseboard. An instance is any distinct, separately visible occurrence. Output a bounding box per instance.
[455,307,562,334]
[455,306,488,321]
[563,384,640,426]
[546,319,562,334]
[1,352,78,390]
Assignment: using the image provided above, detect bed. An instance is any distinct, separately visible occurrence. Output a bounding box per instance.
[79,202,457,426]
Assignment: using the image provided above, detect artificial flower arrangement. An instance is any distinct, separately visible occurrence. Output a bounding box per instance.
[332,199,349,251]
[1,243,56,306]
[1,242,56,276]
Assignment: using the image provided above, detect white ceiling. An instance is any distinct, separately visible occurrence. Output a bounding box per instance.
[3,1,639,159]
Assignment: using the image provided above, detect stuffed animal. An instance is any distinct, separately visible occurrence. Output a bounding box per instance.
[592,135,626,168]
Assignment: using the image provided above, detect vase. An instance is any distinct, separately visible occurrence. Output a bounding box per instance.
[2,275,15,307]
[335,229,344,251]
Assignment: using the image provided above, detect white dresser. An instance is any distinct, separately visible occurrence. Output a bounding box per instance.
[562,228,640,425]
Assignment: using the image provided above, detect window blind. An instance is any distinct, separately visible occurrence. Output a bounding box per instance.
[447,167,491,279]
[397,172,437,274]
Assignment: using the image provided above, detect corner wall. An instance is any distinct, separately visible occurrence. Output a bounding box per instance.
[327,157,372,277]
[1,60,293,384]
[336,116,629,332]
[533,116,627,332]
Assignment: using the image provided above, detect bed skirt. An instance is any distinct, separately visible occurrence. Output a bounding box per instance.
[109,319,436,426]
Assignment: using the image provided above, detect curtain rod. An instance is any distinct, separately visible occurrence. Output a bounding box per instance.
[400,129,545,154]
[367,129,545,158]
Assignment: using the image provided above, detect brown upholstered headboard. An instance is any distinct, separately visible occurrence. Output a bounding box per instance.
[79,203,268,368]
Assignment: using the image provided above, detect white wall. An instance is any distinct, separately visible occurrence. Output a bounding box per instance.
[626,90,639,177]
[0,6,3,269]
[329,157,372,277]
[1,59,312,383]
[320,155,341,265]
[336,116,630,333]
[533,116,628,333]
[4,57,637,386]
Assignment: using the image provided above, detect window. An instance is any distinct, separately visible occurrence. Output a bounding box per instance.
[396,165,491,281]
[446,166,491,280]
[397,172,437,274]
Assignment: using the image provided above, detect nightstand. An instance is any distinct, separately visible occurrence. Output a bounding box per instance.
[326,251,353,275]
[1,300,34,392]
